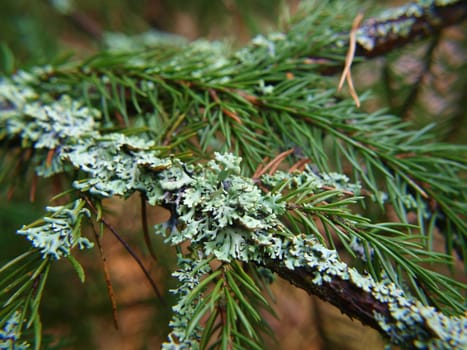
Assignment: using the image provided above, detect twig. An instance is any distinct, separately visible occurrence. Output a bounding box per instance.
[252,156,269,179]
[399,34,441,120]
[307,1,467,75]
[252,149,294,179]
[209,88,243,124]
[90,222,120,330]
[355,1,466,57]
[83,195,165,302]
[29,173,37,203]
[46,148,55,168]
[288,158,310,173]
[269,262,389,332]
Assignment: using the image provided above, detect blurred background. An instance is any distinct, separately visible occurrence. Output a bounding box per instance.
[0,0,465,349]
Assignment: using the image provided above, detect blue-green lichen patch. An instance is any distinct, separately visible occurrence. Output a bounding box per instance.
[269,236,467,350]
[0,68,53,116]
[0,310,31,350]
[259,232,467,350]
[17,200,93,260]
[162,257,212,350]
[261,165,361,194]
[156,153,286,261]
[375,300,467,349]
[6,96,99,150]
[63,133,171,200]
[0,70,99,146]
[0,87,102,178]
[0,78,37,117]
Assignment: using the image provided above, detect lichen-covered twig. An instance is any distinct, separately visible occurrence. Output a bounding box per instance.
[1,2,466,348]
[355,0,467,57]
[1,90,465,347]
[268,262,466,350]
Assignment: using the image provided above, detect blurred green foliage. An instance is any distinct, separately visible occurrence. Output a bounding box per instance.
[0,0,282,74]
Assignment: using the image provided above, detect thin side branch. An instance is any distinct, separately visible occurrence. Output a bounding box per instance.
[83,195,164,302]
[398,34,441,119]
[90,221,120,330]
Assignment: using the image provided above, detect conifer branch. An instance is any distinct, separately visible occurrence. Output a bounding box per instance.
[0,1,466,349]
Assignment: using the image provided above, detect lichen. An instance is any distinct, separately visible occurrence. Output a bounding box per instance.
[1,56,465,350]
[262,164,361,194]
[0,79,101,177]
[162,257,212,350]
[156,153,286,262]
[17,200,93,260]
[63,133,171,199]
[0,311,30,350]
[21,96,98,148]
[3,92,464,347]
[0,78,37,117]
[150,153,465,350]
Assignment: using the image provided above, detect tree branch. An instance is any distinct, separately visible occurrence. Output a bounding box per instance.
[309,0,466,74]
[262,257,465,349]
[354,0,467,58]
[268,262,388,331]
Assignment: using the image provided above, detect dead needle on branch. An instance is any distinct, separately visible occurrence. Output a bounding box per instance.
[338,12,364,108]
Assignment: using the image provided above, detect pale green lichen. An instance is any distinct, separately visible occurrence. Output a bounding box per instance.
[2,92,464,347]
[17,200,93,260]
[49,0,75,15]
[375,300,467,349]
[262,164,361,194]
[103,30,186,52]
[257,232,467,349]
[11,96,99,150]
[0,311,30,350]
[64,133,171,199]
[149,153,465,350]
[267,234,467,350]
[0,79,37,117]
[0,81,101,177]
[156,153,286,261]
[162,257,212,350]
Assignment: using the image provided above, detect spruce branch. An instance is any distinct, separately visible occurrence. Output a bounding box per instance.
[0,1,466,349]
[2,92,465,346]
